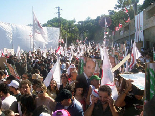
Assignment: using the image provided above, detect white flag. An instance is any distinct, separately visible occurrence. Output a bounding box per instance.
[16,46,21,59]
[44,57,61,88]
[101,47,118,100]
[129,41,141,70]
[33,11,47,43]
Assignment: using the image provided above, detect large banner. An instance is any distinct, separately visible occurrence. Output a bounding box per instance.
[0,22,60,51]
[78,57,102,77]
[135,11,144,43]
[145,63,155,101]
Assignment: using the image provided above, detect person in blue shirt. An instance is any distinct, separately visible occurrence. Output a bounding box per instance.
[55,89,84,116]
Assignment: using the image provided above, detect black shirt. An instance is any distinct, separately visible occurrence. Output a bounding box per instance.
[92,100,113,116]
[123,95,143,116]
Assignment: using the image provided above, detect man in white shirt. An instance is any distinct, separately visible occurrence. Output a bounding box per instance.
[0,83,17,112]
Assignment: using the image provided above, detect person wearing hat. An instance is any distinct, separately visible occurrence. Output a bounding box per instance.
[8,80,21,99]
[115,79,144,116]
[55,89,84,116]
[86,75,100,105]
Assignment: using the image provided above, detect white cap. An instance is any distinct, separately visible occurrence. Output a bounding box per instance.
[39,112,51,116]
[8,80,19,89]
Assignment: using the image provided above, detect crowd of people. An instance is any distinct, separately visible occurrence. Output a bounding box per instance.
[0,43,154,116]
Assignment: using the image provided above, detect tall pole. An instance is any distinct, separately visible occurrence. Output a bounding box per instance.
[29,33,32,51]
[32,7,35,52]
[56,6,62,41]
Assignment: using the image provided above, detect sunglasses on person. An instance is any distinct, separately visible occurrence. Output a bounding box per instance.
[36,90,44,94]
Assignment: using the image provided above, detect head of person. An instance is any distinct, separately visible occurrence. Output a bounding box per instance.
[36,83,47,98]
[2,70,7,78]
[56,89,72,106]
[5,75,16,84]
[84,59,95,77]
[91,89,99,104]
[90,75,100,88]
[53,109,71,116]
[98,85,112,104]
[61,74,68,85]
[32,79,42,91]
[74,82,84,96]
[48,79,58,91]
[19,80,31,95]
[132,85,144,100]
[32,73,43,82]
[20,95,36,116]
[3,110,15,116]
[0,70,4,80]
[70,69,77,81]
[22,73,29,80]
[69,64,76,75]
[8,80,19,92]
[32,105,50,116]
[0,83,10,97]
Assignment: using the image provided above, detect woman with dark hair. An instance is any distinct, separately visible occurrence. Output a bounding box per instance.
[74,82,86,111]
[59,73,71,92]
[47,79,59,99]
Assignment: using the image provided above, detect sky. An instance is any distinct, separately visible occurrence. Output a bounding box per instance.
[0,0,144,25]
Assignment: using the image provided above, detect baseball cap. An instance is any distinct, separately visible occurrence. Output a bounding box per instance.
[8,80,19,89]
[90,75,101,81]
[52,109,71,116]
[55,89,72,102]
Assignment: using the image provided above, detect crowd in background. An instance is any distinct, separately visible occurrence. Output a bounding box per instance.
[0,42,154,116]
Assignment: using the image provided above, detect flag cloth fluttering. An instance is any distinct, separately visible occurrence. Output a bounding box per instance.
[129,41,141,70]
[101,47,118,100]
[124,8,130,23]
[44,56,61,88]
[33,11,47,43]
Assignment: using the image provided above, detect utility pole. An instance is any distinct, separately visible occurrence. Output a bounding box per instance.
[56,6,62,27]
[56,6,62,43]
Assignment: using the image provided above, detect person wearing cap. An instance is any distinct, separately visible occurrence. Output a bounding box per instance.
[115,79,144,116]
[55,89,84,116]
[8,80,21,99]
[67,64,76,78]
[85,85,119,116]
[86,75,100,105]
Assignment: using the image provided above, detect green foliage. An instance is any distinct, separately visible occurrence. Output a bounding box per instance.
[42,0,148,45]
[139,0,155,11]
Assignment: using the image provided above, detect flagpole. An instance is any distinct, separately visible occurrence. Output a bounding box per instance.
[32,6,35,52]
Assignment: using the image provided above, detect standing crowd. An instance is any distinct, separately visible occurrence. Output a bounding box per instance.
[0,43,153,116]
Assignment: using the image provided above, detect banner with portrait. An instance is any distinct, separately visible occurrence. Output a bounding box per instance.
[78,57,102,77]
